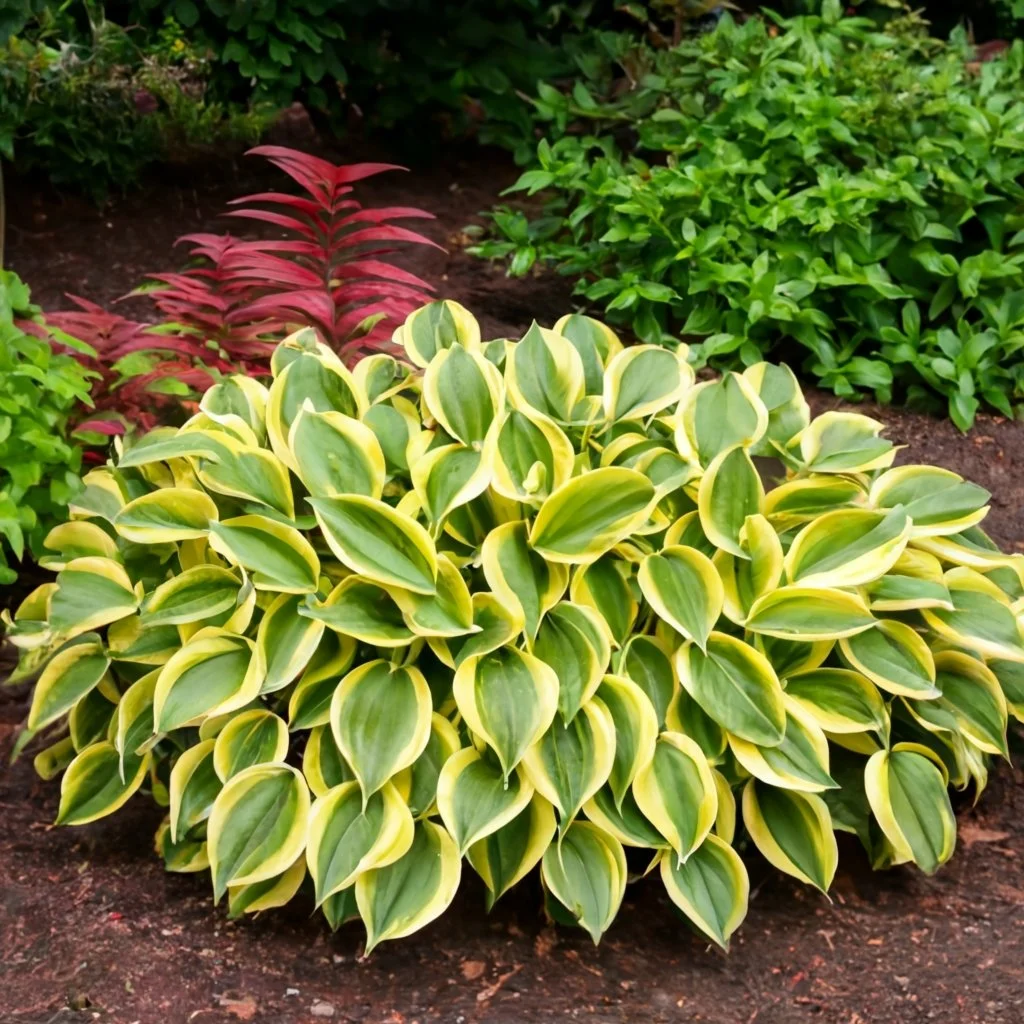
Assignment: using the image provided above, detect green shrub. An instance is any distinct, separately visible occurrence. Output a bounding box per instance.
[1,12,272,198]
[472,4,1024,429]
[0,271,95,584]
[10,300,1021,948]
[122,0,610,146]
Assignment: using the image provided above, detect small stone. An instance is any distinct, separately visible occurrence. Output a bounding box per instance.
[286,988,300,997]
[311,1001,336,1018]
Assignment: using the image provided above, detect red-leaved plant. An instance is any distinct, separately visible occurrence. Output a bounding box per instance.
[44,146,440,436]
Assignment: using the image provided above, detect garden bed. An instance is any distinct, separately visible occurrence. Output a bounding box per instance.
[3,143,1024,1024]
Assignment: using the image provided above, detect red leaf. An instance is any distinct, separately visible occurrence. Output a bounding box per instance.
[337,206,436,227]
[336,225,445,251]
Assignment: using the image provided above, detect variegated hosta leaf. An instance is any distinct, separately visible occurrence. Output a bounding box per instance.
[603,344,692,422]
[405,713,461,818]
[570,555,638,646]
[213,710,289,781]
[675,633,786,747]
[306,780,414,904]
[301,576,415,648]
[395,298,480,368]
[28,635,110,731]
[839,619,938,698]
[660,835,749,949]
[208,762,311,901]
[542,821,627,944]
[728,697,836,793]
[437,747,534,853]
[676,372,768,466]
[468,795,557,907]
[697,446,764,557]
[56,741,150,825]
[303,725,354,799]
[228,856,306,919]
[154,630,264,733]
[288,406,386,499]
[49,557,139,638]
[713,515,784,629]
[922,568,1024,662]
[506,321,586,423]
[492,408,574,505]
[442,592,523,668]
[639,545,723,652]
[932,652,1008,758]
[209,515,319,594]
[618,635,676,728]
[532,601,612,722]
[141,565,242,628]
[113,488,219,544]
[583,785,667,849]
[865,744,956,874]
[552,313,623,393]
[792,411,895,474]
[257,592,325,693]
[330,661,432,801]
[530,468,656,565]
[597,674,659,807]
[454,646,559,780]
[356,819,462,952]
[411,442,491,525]
[522,698,615,827]
[742,362,809,456]
[170,739,221,842]
[870,465,990,538]
[784,507,911,590]
[266,344,363,472]
[784,668,888,736]
[745,586,876,641]
[481,519,568,641]
[422,342,504,447]
[742,780,838,892]
[633,732,717,864]
[666,687,726,763]
[867,548,953,612]
[311,494,438,595]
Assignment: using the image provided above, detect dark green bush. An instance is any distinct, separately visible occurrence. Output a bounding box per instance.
[0,271,94,583]
[119,0,616,149]
[1,10,272,198]
[471,4,1024,429]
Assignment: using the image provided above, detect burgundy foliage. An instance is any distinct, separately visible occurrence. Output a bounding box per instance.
[43,146,440,436]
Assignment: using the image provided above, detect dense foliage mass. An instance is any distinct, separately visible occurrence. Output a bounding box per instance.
[1,11,270,198]
[0,271,94,583]
[10,301,1022,948]
[473,5,1024,429]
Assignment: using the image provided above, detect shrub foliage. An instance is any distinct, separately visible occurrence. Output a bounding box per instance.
[473,5,1024,429]
[0,271,94,583]
[10,301,1023,948]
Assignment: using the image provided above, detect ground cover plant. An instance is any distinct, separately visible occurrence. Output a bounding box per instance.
[0,270,94,583]
[7,299,1022,951]
[42,145,439,436]
[472,4,1024,429]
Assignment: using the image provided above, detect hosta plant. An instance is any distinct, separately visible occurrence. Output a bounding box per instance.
[9,301,1024,950]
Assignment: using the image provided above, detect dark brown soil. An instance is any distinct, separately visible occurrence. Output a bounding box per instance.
[5,141,1024,1024]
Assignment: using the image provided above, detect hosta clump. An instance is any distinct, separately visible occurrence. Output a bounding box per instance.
[9,300,1024,950]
